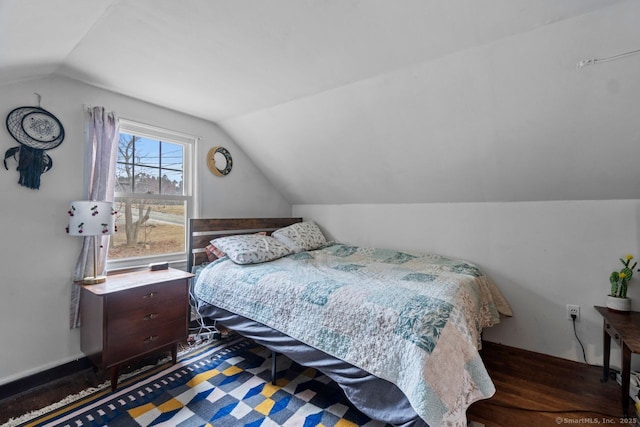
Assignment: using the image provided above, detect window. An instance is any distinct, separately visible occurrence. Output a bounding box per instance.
[108,119,195,269]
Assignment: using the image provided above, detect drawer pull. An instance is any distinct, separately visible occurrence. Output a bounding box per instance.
[143,292,158,299]
[144,335,159,343]
[144,313,159,321]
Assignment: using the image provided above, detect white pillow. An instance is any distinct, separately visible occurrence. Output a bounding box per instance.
[210,234,292,265]
[272,221,327,253]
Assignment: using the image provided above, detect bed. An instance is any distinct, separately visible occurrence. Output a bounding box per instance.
[188,218,512,427]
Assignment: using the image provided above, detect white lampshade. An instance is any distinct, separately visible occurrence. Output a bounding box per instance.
[67,201,115,236]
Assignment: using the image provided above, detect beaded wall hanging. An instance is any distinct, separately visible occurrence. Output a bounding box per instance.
[4,98,65,189]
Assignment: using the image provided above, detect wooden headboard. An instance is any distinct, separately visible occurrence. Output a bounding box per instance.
[188,217,303,271]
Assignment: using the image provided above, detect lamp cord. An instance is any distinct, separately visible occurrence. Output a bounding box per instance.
[93,235,99,281]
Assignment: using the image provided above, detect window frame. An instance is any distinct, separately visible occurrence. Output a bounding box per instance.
[107,118,196,271]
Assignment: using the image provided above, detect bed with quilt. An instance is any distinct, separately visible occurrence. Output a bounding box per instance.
[188,218,512,427]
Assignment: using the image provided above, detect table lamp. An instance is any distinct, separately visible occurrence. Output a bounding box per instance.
[67,201,116,284]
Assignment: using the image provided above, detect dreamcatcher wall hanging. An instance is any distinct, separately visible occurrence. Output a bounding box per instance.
[4,95,65,189]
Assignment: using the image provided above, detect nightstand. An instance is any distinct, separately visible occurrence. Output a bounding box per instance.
[595,306,640,417]
[78,268,195,390]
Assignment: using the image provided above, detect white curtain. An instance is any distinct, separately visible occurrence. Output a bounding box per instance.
[69,107,119,328]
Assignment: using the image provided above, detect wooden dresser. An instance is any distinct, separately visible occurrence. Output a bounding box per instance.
[78,268,194,390]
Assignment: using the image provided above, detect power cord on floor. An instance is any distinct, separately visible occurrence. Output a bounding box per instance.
[187,283,221,344]
[484,318,627,421]
[571,313,589,365]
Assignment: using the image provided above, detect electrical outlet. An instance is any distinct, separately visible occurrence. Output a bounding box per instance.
[567,304,580,321]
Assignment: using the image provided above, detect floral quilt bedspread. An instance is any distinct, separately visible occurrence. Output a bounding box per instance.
[194,244,512,426]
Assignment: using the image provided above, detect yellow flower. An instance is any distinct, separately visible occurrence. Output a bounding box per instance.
[627,254,634,260]
[620,272,627,279]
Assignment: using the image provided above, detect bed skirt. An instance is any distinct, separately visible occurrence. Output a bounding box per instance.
[197,303,430,427]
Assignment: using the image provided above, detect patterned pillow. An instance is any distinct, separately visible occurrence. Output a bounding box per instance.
[209,234,292,264]
[206,231,267,261]
[272,221,327,253]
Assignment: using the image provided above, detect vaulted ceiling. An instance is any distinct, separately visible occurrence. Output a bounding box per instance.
[2,0,639,204]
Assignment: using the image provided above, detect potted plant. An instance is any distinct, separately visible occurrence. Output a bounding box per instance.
[607,254,637,312]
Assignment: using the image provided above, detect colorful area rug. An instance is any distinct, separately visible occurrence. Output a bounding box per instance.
[14,337,388,427]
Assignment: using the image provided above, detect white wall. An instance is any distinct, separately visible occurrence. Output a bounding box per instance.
[223,1,640,206]
[294,201,640,368]
[0,75,290,385]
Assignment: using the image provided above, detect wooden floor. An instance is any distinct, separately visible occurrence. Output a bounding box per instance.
[0,341,632,426]
[468,342,631,426]
[0,352,164,426]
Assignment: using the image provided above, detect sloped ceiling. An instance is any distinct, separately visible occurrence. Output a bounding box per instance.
[1,0,639,203]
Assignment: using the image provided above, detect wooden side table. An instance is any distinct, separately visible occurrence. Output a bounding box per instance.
[79,268,194,390]
[595,305,640,416]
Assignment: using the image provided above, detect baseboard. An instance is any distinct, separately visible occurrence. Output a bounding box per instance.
[0,357,93,401]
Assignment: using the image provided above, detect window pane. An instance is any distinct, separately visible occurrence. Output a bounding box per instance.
[136,137,160,169]
[160,141,183,195]
[116,133,135,193]
[159,170,183,195]
[108,198,185,260]
[134,165,160,194]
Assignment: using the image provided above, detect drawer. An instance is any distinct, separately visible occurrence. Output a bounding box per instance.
[604,320,623,346]
[107,279,187,314]
[108,301,187,338]
[106,318,187,365]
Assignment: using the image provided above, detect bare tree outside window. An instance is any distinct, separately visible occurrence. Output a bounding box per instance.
[108,131,189,261]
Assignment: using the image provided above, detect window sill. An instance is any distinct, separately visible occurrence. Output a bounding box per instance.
[107,253,187,274]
